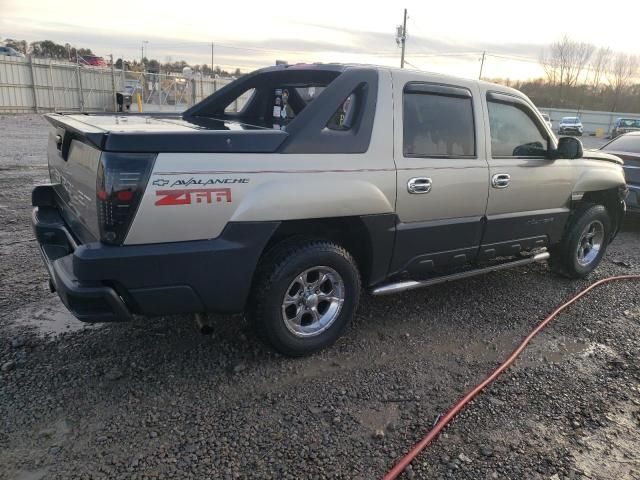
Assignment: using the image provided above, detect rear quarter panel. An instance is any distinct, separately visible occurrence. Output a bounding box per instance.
[125,69,397,245]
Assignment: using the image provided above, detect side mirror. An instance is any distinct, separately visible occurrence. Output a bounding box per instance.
[552,137,583,159]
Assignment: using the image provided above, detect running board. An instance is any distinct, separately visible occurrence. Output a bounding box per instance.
[371,251,551,296]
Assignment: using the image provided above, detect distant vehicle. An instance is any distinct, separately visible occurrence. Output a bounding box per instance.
[78,55,108,67]
[541,113,552,130]
[600,132,640,213]
[0,46,25,57]
[558,117,583,136]
[610,118,640,139]
[124,79,143,97]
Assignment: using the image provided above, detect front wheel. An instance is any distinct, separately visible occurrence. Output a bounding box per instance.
[248,240,361,356]
[550,204,611,278]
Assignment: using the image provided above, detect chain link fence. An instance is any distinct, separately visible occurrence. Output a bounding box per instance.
[0,55,244,114]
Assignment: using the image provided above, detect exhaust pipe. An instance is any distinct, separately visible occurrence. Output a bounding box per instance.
[194,313,214,335]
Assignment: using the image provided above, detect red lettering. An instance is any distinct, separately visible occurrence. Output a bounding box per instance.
[155,188,232,206]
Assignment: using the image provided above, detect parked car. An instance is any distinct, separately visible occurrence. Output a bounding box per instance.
[610,118,640,139]
[32,64,626,356]
[558,117,583,136]
[78,55,107,67]
[0,46,25,57]
[541,113,553,130]
[600,132,640,213]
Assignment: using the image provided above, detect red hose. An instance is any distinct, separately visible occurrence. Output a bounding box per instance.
[384,274,640,480]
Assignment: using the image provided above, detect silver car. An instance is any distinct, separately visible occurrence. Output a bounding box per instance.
[558,116,584,136]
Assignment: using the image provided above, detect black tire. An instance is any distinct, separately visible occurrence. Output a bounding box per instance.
[247,240,361,357]
[550,204,611,279]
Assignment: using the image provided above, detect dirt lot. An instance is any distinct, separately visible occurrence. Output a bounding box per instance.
[1,115,639,480]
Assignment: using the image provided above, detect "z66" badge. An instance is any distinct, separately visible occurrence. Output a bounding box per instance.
[155,188,232,206]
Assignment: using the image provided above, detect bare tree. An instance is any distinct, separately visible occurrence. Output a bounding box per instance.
[590,47,613,89]
[539,48,560,86]
[590,47,611,89]
[539,35,594,103]
[608,52,639,111]
[564,40,595,87]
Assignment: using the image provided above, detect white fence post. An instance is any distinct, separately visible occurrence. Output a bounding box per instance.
[28,55,39,113]
[76,64,84,112]
[110,59,117,113]
[48,61,57,112]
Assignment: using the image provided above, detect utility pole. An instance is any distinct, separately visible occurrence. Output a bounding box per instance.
[399,9,408,68]
[479,51,486,80]
[141,40,148,72]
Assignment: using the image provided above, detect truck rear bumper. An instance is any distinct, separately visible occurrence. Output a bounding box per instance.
[32,186,279,322]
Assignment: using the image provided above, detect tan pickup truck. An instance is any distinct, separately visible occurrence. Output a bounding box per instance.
[32,64,627,356]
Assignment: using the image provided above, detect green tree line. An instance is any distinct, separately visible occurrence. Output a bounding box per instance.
[2,38,242,77]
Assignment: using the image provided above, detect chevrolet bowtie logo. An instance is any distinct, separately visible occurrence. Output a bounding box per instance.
[152,179,170,187]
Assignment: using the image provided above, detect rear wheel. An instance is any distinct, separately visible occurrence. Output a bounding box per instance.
[550,204,611,278]
[248,240,361,357]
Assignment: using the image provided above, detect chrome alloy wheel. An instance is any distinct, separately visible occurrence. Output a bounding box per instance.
[576,220,605,267]
[281,266,345,338]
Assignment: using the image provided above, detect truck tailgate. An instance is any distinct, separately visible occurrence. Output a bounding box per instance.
[46,124,103,243]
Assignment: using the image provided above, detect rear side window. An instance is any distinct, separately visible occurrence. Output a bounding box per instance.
[488,101,548,157]
[403,89,475,157]
[224,88,255,113]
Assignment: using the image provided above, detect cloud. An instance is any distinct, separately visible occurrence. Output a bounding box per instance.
[0,14,545,78]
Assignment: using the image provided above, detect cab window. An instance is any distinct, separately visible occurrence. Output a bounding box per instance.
[403,89,475,158]
[488,100,548,157]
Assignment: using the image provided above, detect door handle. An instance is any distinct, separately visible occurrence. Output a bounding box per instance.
[491,173,511,189]
[407,177,432,194]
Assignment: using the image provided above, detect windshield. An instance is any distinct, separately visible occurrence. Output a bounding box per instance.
[604,134,640,153]
[562,117,580,124]
[618,119,640,128]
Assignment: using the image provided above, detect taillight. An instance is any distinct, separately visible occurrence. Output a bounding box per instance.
[96,152,156,245]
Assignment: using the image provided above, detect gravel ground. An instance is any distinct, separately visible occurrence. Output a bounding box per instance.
[1,115,639,480]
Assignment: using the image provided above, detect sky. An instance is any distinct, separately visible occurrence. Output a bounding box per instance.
[2,0,639,80]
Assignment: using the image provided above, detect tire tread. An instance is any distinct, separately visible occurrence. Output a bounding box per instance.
[247,239,361,356]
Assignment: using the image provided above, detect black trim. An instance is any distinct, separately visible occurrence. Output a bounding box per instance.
[478,236,548,260]
[32,200,280,321]
[279,68,379,154]
[44,114,105,151]
[404,82,472,98]
[102,129,288,154]
[359,214,397,286]
[487,91,531,108]
[183,64,346,118]
[390,216,484,275]
[32,184,57,207]
[482,209,570,246]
